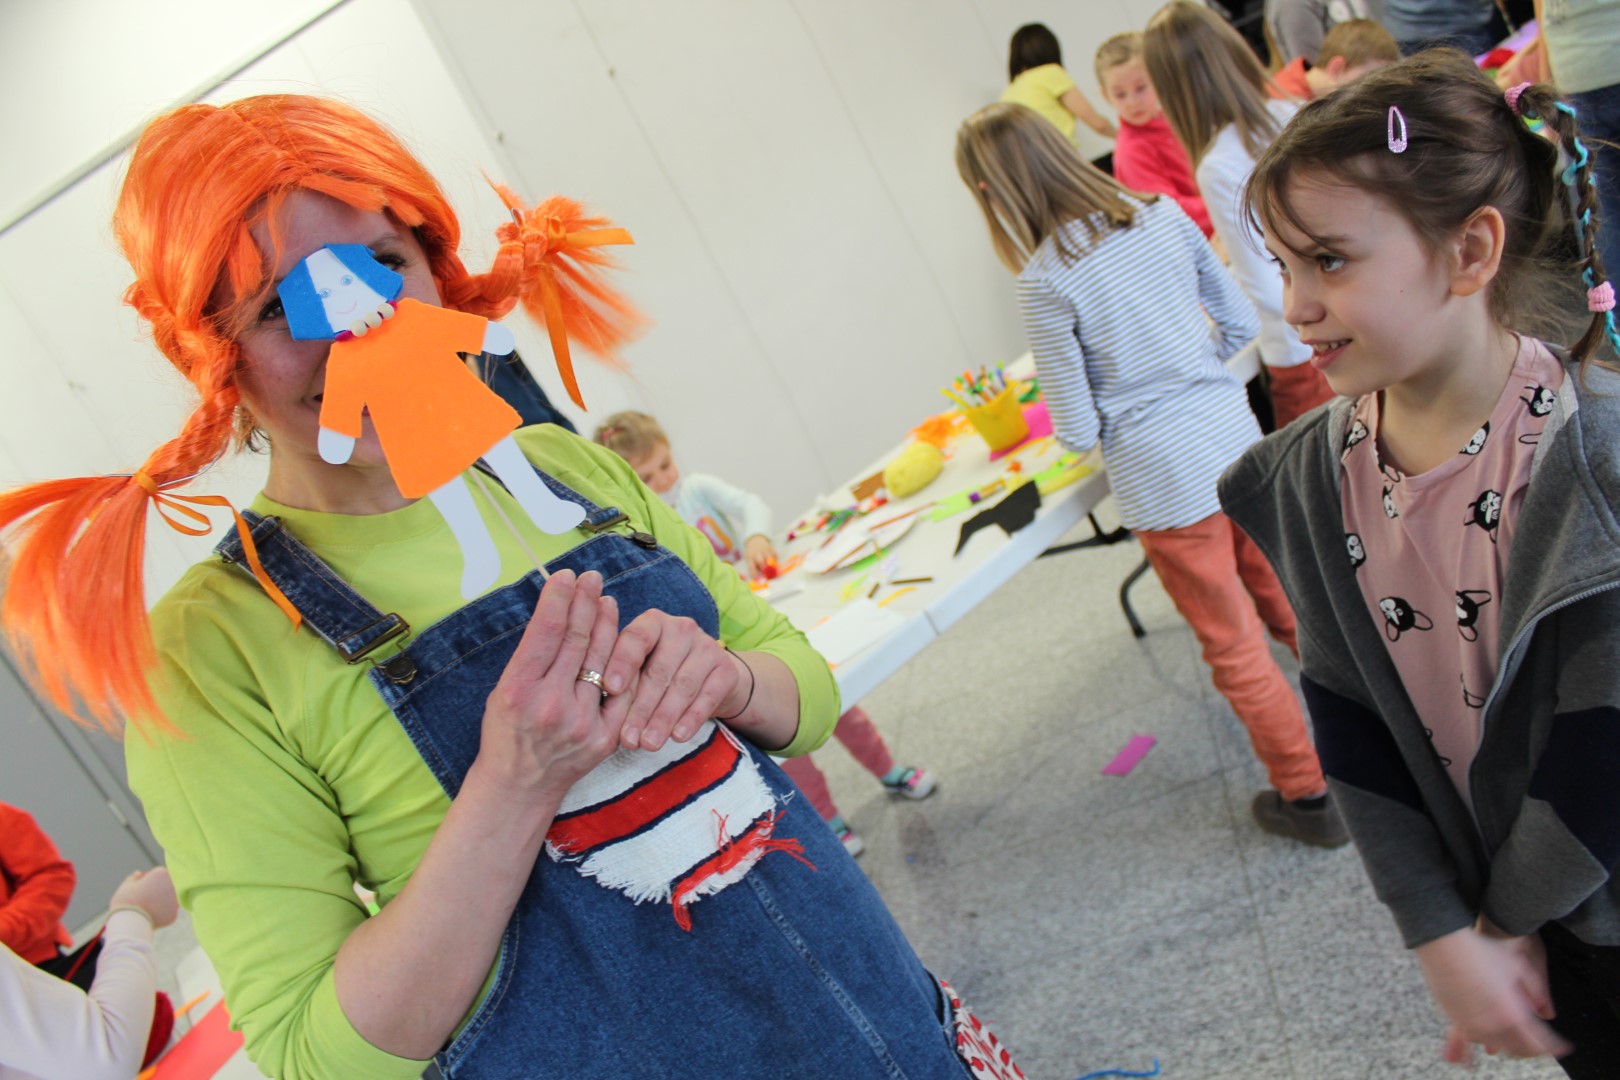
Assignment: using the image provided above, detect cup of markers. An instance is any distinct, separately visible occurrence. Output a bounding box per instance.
[944,365,1027,452]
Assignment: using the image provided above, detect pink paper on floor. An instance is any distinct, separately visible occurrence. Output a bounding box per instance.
[149,1000,243,1079]
[1101,735,1157,776]
[988,402,1052,460]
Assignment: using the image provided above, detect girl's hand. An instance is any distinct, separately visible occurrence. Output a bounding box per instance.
[1494,35,1549,89]
[744,535,778,577]
[602,611,747,751]
[1414,927,1570,1065]
[109,867,179,928]
[472,569,623,804]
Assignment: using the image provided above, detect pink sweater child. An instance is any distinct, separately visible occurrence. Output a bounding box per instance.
[1113,115,1214,238]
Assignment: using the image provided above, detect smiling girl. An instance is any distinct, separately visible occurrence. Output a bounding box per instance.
[1220,51,1620,1075]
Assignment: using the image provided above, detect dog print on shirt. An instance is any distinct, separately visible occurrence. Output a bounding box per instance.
[1465,489,1503,543]
[1521,385,1555,417]
[1455,589,1492,641]
[1460,422,1490,456]
[1346,532,1366,570]
[1343,418,1369,454]
[1378,596,1433,641]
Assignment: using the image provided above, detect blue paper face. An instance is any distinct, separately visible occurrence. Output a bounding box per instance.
[277,243,405,340]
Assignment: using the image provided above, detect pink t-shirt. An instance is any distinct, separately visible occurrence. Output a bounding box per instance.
[1340,337,1563,804]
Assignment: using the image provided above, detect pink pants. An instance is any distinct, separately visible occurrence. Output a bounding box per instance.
[1134,512,1327,802]
[778,706,896,821]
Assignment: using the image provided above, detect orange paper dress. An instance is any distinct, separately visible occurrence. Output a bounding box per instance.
[319,300,521,498]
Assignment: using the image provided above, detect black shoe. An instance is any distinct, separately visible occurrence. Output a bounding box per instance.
[1251,790,1350,848]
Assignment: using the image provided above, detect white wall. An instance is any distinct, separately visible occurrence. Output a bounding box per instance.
[0,0,1165,607]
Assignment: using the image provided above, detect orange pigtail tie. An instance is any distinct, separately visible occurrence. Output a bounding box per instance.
[133,471,302,630]
[498,195,640,411]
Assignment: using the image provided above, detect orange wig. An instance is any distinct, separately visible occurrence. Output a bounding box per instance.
[0,94,642,733]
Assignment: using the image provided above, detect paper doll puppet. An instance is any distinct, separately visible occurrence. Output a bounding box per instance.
[279,244,586,597]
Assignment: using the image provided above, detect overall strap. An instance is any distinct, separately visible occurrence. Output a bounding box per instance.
[214,512,409,664]
[214,463,629,663]
[470,457,629,534]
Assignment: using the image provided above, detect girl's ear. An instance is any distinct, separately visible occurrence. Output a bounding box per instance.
[1449,205,1506,299]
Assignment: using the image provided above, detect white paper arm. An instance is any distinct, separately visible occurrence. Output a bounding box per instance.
[318,427,357,465]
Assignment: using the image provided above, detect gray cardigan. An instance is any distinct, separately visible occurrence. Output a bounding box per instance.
[1219,352,1620,949]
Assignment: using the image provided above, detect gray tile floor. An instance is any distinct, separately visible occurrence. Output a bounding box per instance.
[807,505,1566,1080]
[137,503,1570,1079]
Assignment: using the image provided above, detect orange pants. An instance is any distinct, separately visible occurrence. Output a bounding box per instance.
[1265,362,1336,429]
[1134,512,1326,801]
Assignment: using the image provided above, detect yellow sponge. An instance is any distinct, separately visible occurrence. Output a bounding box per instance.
[883,442,944,498]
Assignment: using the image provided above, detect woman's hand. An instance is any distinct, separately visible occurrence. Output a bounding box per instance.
[602,611,747,751]
[471,569,623,804]
[744,535,778,577]
[109,867,178,928]
[1414,926,1569,1065]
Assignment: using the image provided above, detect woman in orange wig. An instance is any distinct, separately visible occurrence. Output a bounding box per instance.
[0,96,1015,1079]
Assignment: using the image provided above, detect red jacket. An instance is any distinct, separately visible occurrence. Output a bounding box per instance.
[1112,115,1214,238]
[0,803,76,964]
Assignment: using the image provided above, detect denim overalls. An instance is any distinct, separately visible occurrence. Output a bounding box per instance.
[218,468,976,1079]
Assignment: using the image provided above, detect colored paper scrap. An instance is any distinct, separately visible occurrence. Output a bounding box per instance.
[1101,735,1157,776]
[805,599,908,666]
[953,480,1042,555]
[149,1000,244,1079]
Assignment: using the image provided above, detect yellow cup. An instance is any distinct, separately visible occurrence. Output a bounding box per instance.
[961,385,1028,452]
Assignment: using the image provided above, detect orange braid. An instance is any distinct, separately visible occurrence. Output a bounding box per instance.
[0,94,642,733]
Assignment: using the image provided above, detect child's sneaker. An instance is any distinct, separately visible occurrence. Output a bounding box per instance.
[827,816,865,857]
[880,765,937,801]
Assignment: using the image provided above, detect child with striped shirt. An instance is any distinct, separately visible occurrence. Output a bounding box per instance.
[957,102,1345,847]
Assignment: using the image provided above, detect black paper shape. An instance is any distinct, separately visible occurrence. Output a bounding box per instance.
[954,481,1042,556]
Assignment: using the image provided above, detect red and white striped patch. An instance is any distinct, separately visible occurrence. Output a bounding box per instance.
[941,980,1027,1080]
[545,722,806,928]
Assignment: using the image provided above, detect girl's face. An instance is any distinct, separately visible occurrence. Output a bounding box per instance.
[229,191,442,483]
[1101,60,1161,128]
[629,441,679,495]
[1263,179,1463,400]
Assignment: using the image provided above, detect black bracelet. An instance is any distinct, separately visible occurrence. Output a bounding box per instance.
[716,647,756,721]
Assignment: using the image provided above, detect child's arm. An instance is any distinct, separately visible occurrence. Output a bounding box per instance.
[1059,88,1116,141]
[1475,592,1620,938]
[1185,207,1262,360]
[0,806,75,959]
[686,474,776,575]
[0,910,160,1080]
[1413,925,1569,1064]
[1017,277,1101,453]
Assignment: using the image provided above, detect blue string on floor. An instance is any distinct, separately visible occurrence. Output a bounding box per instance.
[1074,1060,1161,1080]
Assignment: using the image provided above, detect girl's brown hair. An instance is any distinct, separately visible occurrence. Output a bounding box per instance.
[593,410,668,462]
[1144,1,1280,167]
[956,103,1147,273]
[1246,49,1616,369]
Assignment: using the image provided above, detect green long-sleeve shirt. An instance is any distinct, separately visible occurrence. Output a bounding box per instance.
[126,426,838,1079]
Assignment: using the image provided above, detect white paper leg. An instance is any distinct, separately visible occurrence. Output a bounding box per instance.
[484,436,587,534]
[428,476,503,598]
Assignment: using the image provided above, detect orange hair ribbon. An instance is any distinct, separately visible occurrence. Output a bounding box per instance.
[507,207,635,411]
[133,471,302,630]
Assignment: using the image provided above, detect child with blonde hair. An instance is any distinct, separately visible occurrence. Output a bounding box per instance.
[1273,18,1401,100]
[1223,51,1620,1073]
[1095,31,1213,237]
[1145,0,1337,427]
[595,411,937,856]
[958,101,1345,847]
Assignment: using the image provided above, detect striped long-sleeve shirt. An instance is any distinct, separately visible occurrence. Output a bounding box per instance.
[1017,198,1262,531]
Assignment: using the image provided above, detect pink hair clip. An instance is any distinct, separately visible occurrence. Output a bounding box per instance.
[1504,82,1533,116]
[1387,106,1408,154]
[1590,281,1616,313]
